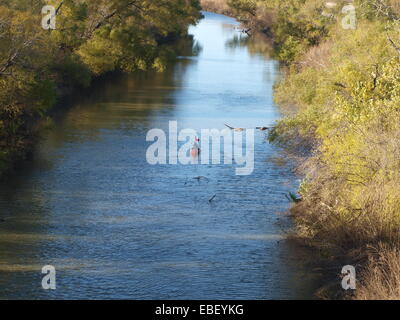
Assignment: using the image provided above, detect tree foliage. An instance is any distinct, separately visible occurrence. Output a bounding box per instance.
[0,0,201,173]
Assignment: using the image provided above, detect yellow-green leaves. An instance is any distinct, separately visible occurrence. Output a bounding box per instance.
[0,0,202,175]
[268,0,400,248]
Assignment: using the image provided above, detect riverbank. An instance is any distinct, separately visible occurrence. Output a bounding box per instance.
[0,12,321,299]
[210,0,400,299]
[0,1,201,179]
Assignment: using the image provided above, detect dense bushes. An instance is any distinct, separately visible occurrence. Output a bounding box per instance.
[271,1,400,250]
[0,0,201,175]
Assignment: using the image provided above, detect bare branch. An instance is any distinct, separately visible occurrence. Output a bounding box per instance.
[388,36,400,54]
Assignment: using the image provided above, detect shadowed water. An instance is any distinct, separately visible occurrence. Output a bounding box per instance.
[0,12,319,299]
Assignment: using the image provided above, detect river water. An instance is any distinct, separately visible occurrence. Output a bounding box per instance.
[0,12,318,299]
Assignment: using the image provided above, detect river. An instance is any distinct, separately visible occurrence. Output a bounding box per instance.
[0,12,319,299]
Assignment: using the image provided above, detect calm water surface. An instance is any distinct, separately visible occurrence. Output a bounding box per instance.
[0,12,319,299]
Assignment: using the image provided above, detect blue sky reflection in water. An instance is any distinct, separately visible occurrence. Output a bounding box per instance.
[0,12,319,299]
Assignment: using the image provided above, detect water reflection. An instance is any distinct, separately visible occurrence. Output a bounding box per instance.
[0,12,319,299]
[226,33,274,59]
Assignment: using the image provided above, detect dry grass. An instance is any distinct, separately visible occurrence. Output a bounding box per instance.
[292,107,400,246]
[290,114,400,299]
[390,0,400,16]
[200,0,232,15]
[355,244,400,300]
[298,41,333,70]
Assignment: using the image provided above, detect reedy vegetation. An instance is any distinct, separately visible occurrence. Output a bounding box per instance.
[224,0,400,299]
[0,0,201,174]
[200,0,232,15]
